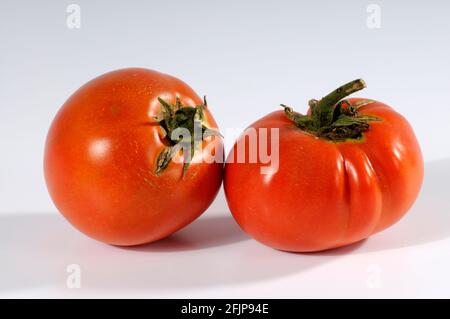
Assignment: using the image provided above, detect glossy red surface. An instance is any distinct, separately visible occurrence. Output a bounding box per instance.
[224,98,424,252]
[45,68,223,245]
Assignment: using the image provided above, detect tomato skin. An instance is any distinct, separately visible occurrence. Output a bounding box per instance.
[44,68,223,246]
[224,98,423,252]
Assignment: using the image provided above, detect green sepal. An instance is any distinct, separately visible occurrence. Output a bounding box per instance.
[281,79,381,142]
[154,96,220,176]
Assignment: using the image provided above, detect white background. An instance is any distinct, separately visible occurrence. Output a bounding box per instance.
[1,0,449,298]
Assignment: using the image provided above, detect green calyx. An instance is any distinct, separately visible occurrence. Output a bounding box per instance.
[281,79,380,142]
[154,96,220,176]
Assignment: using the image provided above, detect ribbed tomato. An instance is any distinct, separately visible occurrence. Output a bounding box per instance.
[45,68,223,246]
[224,79,423,252]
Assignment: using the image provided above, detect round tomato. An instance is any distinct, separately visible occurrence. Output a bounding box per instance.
[45,68,223,246]
[224,79,423,252]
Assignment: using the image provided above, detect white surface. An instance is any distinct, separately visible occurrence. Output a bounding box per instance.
[1,1,450,298]
[1,159,449,298]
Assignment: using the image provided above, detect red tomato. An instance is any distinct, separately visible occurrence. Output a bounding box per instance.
[45,68,223,246]
[224,79,423,252]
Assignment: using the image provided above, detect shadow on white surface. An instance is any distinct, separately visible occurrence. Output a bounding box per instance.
[0,211,335,291]
[119,215,249,252]
[0,159,448,293]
